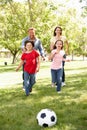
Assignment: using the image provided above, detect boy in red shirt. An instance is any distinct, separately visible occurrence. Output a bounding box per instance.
[16,40,40,96]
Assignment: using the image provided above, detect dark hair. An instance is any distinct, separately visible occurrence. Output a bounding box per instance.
[53,26,62,36]
[24,40,34,47]
[53,40,63,49]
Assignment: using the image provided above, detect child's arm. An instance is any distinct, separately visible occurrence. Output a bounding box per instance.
[63,57,70,62]
[36,56,40,72]
[48,51,56,60]
[16,60,24,71]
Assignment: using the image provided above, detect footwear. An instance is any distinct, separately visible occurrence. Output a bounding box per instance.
[26,94,29,96]
[62,82,66,87]
[51,83,55,87]
[22,87,25,91]
[57,91,61,93]
[30,88,32,92]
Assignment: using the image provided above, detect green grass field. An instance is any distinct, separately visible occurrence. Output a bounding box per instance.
[0,60,87,130]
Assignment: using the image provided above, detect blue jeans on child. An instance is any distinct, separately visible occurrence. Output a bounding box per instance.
[24,71,35,95]
[51,68,62,92]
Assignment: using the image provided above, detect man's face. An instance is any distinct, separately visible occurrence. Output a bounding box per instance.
[28,29,35,39]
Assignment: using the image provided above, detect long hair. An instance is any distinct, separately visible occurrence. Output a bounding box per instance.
[53,26,62,36]
[53,40,63,49]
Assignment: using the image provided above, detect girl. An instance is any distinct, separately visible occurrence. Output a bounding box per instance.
[16,40,40,96]
[49,40,70,93]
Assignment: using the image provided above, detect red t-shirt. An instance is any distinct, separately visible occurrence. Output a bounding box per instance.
[21,50,39,74]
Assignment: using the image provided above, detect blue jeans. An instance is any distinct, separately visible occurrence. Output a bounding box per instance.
[62,66,65,82]
[24,71,35,95]
[51,69,62,91]
[62,54,66,82]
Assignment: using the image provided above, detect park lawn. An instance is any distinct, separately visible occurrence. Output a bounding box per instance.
[0,61,87,130]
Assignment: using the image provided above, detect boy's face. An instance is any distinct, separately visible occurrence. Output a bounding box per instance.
[25,42,33,51]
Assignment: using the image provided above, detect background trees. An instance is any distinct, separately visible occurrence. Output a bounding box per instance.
[0,0,87,63]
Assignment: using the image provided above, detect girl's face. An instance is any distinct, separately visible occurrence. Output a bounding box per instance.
[55,41,63,49]
[25,42,33,51]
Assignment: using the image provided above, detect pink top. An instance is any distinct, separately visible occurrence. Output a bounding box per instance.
[51,49,65,70]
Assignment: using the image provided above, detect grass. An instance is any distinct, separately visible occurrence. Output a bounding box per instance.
[0,60,87,130]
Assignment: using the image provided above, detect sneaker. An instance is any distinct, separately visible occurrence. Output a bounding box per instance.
[51,83,55,87]
[62,82,66,87]
[57,91,61,93]
[22,87,25,91]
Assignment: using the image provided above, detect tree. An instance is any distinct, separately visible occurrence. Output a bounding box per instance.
[0,0,87,63]
[0,1,27,63]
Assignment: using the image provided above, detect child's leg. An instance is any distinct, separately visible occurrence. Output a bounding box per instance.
[24,71,30,96]
[29,74,36,92]
[62,66,65,83]
[56,69,62,92]
[51,69,57,87]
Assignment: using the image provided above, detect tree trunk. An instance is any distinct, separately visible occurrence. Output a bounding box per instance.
[12,54,16,64]
[83,54,84,61]
[71,51,74,61]
[27,0,33,26]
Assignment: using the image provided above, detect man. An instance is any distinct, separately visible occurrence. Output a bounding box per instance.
[21,27,45,90]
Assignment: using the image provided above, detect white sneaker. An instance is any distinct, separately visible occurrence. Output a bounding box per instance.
[22,86,25,91]
[62,82,66,87]
[57,91,61,93]
[51,83,55,87]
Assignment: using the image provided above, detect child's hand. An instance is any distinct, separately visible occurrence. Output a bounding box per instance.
[36,67,39,72]
[53,51,57,56]
[16,68,19,72]
[66,58,71,62]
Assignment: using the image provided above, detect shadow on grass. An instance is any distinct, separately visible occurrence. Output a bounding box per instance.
[0,72,87,130]
[65,66,87,71]
[0,64,18,73]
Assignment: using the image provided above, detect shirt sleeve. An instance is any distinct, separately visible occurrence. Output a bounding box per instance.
[36,39,45,57]
[62,36,67,44]
[60,50,65,56]
[21,53,25,60]
[52,50,56,55]
[34,50,40,57]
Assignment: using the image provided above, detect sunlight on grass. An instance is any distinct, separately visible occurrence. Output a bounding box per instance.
[60,93,87,105]
[63,124,76,130]
[0,61,87,130]
[40,95,60,103]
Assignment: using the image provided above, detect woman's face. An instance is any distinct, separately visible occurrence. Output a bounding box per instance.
[55,27,62,35]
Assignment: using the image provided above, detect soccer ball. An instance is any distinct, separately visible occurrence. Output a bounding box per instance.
[36,108,57,127]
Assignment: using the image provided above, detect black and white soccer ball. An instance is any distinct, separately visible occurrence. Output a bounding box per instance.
[36,108,57,127]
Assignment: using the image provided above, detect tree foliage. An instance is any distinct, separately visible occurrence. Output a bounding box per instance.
[0,0,87,63]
